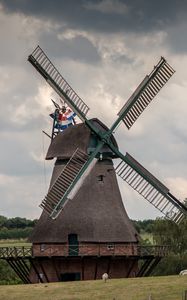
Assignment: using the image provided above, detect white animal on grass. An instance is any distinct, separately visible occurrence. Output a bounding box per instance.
[102,273,109,282]
[179,270,187,275]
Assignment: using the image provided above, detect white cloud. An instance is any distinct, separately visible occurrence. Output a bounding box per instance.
[0,174,17,186]
[119,179,162,220]
[165,177,187,200]
[0,174,50,219]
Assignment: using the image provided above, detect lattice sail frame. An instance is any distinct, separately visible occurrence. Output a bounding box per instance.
[40,142,102,219]
[118,57,175,129]
[115,153,186,224]
[28,45,187,224]
[28,46,89,121]
[40,148,98,219]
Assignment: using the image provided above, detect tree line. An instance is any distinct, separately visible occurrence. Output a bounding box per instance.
[0,215,157,240]
[132,217,187,276]
[0,216,37,239]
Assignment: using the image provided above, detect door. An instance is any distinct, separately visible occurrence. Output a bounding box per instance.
[68,233,79,256]
[60,272,81,281]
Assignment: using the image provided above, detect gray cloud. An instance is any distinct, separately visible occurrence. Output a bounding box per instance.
[1,0,187,34]
[0,0,187,221]
[39,32,101,64]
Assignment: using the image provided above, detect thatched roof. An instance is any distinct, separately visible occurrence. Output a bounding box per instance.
[46,118,118,160]
[30,159,138,244]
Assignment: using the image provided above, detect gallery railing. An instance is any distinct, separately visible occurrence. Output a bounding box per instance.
[0,244,169,258]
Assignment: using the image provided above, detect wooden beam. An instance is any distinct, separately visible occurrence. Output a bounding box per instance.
[7,259,28,284]
[29,258,44,283]
[136,258,153,277]
[94,258,98,280]
[81,257,85,280]
[126,259,137,278]
[106,257,111,276]
[38,259,49,282]
[52,258,61,281]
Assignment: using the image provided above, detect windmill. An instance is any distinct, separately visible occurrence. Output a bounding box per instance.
[28,45,187,224]
[23,45,187,283]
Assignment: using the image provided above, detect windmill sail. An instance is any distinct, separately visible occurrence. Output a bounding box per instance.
[40,148,98,219]
[28,46,89,122]
[115,153,187,224]
[117,57,175,129]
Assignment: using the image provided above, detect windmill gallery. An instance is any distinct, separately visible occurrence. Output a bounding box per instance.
[0,46,186,283]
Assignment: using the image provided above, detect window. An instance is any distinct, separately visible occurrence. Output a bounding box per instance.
[97,175,104,182]
[107,244,114,250]
[40,244,45,252]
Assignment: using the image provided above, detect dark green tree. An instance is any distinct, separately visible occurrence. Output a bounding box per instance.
[153,218,187,256]
[152,201,187,276]
[0,216,7,228]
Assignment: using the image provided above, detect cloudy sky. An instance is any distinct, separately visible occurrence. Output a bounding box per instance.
[0,0,187,220]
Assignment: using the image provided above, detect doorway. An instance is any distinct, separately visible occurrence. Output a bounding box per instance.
[60,272,81,281]
[68,233,79,256]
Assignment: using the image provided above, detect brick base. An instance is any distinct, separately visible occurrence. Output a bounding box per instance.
[29,256,138,283]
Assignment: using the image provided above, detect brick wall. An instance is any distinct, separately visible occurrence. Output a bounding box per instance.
[32,242,138,257]
[29,256,139,283]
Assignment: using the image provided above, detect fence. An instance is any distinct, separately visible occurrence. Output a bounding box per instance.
[0,244,169,258]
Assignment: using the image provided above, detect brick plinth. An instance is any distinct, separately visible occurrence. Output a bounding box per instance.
[29,242,139,283]
[29,256,138,283]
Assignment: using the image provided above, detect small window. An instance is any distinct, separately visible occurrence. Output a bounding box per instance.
[40,244,45,252]
[97,175,104,182]
[107,244,114,250]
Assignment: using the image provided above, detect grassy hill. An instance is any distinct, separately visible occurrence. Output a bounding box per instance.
[0,239,31,247]
[0,275,186,300]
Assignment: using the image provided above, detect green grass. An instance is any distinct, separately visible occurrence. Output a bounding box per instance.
[0,239,31,247]
[0,275,186,300]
